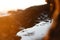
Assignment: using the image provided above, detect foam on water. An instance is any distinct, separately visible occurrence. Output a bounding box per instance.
[17,20,53,40]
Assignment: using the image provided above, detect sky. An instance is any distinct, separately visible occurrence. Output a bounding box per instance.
[0,0,47,12]
[0,0,47,17]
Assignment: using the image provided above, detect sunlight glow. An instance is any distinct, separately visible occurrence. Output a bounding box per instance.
[0,0,47,17]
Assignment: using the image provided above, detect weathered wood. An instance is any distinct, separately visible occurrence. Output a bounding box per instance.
[44,0,60,40]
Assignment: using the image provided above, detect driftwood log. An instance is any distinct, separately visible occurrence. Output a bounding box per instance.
[0,5,50,40]
[0,0,59,40]
[44,0,60,40]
